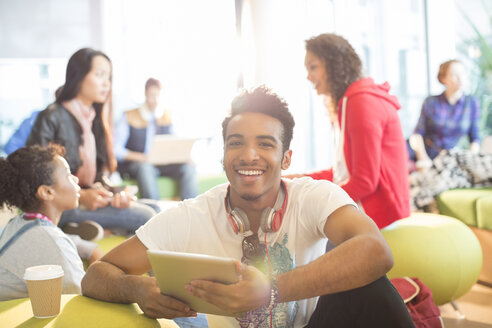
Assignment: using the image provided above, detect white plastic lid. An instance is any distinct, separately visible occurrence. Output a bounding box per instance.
[24,265,64,280]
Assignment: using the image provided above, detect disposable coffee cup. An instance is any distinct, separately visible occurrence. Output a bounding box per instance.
[24,265,64,318]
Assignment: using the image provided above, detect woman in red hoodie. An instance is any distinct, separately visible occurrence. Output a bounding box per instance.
[289,33,410,229]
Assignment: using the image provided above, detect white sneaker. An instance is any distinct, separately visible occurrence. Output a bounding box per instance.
[62,220,104,242]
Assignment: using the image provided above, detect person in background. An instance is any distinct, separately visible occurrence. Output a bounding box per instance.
[114,78,198,200]
[409,59,481,168]
[3,110,41,155]
[0,145,99,300]
[26,48,156,237]
[3,87,62,156]
[82,86,413,327]
[285,33,410,229]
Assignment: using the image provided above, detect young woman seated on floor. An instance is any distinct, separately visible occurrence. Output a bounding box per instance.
[0,145,102,300]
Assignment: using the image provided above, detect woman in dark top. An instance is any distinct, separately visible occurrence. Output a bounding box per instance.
[27,48,155,235]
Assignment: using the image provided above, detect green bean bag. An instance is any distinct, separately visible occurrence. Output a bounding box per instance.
[382,213,482,305]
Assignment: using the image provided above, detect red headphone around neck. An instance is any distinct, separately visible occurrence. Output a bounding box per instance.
[225,180,288,234]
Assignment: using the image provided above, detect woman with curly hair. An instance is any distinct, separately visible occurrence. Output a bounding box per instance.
[287,33,410,229]
[0,145,87,300]
[26,48,156,237]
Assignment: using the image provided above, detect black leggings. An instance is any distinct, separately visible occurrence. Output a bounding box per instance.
[306,275,415,328]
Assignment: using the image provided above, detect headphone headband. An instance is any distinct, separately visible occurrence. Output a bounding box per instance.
[225,180,288,234]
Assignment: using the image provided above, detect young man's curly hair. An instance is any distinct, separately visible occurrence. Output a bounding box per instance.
[305,33,363,109]
[0,144,65,212]
[222,85,295,153]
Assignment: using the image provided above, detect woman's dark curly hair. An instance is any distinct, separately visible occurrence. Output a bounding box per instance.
[222,85,295,153]
[0,144,65,212]
[305,33,363,110]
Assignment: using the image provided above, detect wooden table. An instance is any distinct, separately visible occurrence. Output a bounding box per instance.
[0,294,179,327]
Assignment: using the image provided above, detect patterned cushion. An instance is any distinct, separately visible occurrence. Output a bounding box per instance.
[455,151,492,186]
[410,150,492,211]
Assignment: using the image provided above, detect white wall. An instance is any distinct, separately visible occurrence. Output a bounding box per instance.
[426,0,457,94]
[0,0,102,58]
[242,0,335,174]
[0,0,103,148]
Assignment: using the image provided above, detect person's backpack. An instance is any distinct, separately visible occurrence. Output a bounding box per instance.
[391,277,444,328]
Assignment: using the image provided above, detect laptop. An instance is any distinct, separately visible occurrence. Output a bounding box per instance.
[147,250,240,316]
[147,135,197,165]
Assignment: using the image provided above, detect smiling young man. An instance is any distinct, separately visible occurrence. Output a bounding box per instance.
[82,86,413,327]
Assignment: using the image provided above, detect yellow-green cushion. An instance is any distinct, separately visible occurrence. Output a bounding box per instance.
[198,173,228,194]
[123,177,179,199]
[96,235,127,254]
[436,187,492,227]
[0,294,178,327]
[83,235,127,270]
[123,173,228,199]
[476,195,492,230]
[382,213,482,305]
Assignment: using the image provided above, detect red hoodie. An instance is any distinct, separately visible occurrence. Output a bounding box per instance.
[308,78,410,228]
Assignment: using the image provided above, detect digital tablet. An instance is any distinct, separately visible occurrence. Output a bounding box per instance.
[147,250,240,316]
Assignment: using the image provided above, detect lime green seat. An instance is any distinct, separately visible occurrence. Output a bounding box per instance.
[197,173,228,194]
[381,213,482,305]
[436,187,492,228]
[122,177,179,199]
[83,235,127,270]
[0,294,178,327]
[123,173,228,200]
[96,235,127,254]
[476,195,492,230]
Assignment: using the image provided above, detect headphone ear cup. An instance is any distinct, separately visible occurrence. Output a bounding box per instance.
[231,207,250,233]
[271,211,282,232]
[260,207,275,232]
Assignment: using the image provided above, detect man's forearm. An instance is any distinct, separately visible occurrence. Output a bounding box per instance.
[82,260,147,303]
[276,235,392,302]
[125,150,147,162]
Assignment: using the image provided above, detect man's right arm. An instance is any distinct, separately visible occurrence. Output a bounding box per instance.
[82,235,153,302]
[82,236,196,319]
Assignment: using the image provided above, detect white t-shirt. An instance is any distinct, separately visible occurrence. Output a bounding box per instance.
[136,177,356,328]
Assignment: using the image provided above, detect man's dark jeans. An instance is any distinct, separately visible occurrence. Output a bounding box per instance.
[306,275,415,327]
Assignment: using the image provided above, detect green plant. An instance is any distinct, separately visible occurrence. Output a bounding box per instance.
[457,0,492,136]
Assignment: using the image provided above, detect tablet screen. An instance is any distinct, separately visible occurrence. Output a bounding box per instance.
[147,250,240,316]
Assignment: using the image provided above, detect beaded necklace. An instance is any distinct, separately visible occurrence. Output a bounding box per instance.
[23,212,54,224]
